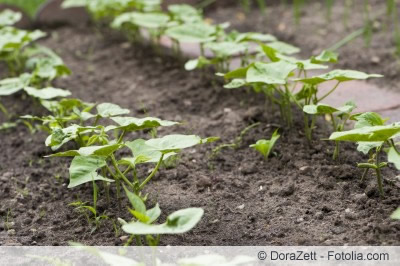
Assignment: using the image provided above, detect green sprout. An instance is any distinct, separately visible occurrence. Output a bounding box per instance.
[250,129,280,159]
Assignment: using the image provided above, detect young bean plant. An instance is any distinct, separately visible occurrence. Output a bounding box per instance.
[119,187,203,246]
[329,112,400,197]
[250,129,280,159]
[42,102,216,215]
[303,101,356,160]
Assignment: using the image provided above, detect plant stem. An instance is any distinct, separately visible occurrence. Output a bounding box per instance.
[375,146,384,197]
[0,101,9,118]
[318,81,341,102]
[139,154,164,190]
[117,130,127,143]
[111,155,134,189]
[135,235,142,246]
[361,168,369,182]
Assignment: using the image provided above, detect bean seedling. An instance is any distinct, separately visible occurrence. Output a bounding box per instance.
[250,129,280,159]
[119,186,204,246]
[329,112,400,196]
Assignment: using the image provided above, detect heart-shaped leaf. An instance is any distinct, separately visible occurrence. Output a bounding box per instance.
[247,61,297,85]
[165,23,216,43]
[96,103,130,118]
[168,4,202,23]
[68,156,113,188]
[144,134,205,154]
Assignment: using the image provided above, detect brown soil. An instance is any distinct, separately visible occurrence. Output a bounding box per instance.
[1,2,400,246]
[207,0,400,91]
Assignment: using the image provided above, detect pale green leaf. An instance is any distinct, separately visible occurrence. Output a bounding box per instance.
[329,124,400,142]
[112,12,169,29]
[68,156,113,188]
[311,50,338,64]
[0,9,22,27]
[224,79,246,89]
[303,104,339,115]
[391,208,400,220]
[145,134,203,154]
[246,61,297,85]
[297,70,383,85]
[96,103,130,118]
[122,208,203,235]
[388,147,400,170]
[205,41,248,58]
[165,23,216,43]
[107,117,178,132]
[24,87,71,100]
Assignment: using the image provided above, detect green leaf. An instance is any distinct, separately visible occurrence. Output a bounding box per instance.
[123,185,146,214]
[336,101,357,116]
[276,54,329,70]
[146,203,161,224]
[222,65,252,79]
[144,134,205,154]
[0,9,22,27]
[68,156,113,188]
[235,32,276,43]
[0,76,27,96]
[352,112,387,128]
[329,124,400,142]
[296,69,383,85]
[246,61,297,85]
[45,125,100,150]
[388,147,400,170]
[205,42,248,58]
[125,139,176,164]
[61,0,88,8]
[96,103,130,118]
[49,144,122,157]
[224,79,246,89]
[266,41,300,55]
[165,23,216,43]
[24,87,71,100]
[112,12,169,29]
[106,116,178,132]
[311,50,338,64]
[168,4,202,23]
[303,104,339,115]
[184,56,211,71]
[249,129,280,158]
[357,141,383,155]
[391,208,400,220]
[122,208,203,235]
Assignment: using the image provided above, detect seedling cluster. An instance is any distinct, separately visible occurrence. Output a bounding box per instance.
[78,0,399,215]
[0,9,71,123]
[1,6,217,245]
[0,0,399,247]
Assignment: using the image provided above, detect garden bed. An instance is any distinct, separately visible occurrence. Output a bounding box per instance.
[1,21,400,246]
